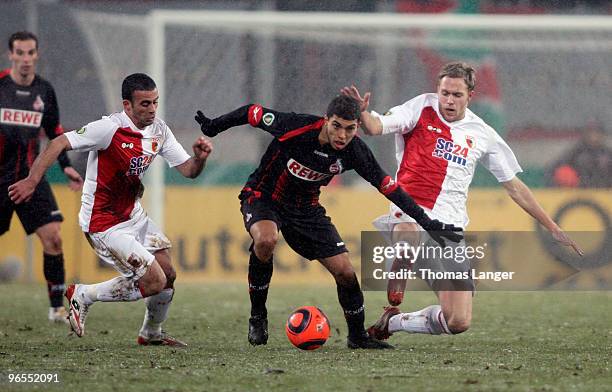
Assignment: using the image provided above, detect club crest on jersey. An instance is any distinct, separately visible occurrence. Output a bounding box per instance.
[287,158,331,182]
[466,135,475,148]
[151,137,160,153]
[329,159,343,174]
[33,95,44,111]
[141,137,161,154]
[127,155,153,176]
[432,138,468,166]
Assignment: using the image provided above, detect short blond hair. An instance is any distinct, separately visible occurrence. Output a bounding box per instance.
[437,62,476,91]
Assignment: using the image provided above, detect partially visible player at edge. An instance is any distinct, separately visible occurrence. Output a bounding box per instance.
[1,31,83,323]
[195,95,462,349]
[9,73,213,347]
[341,62,583,341]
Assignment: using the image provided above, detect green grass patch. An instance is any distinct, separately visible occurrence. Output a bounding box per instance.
[0,283,610,391]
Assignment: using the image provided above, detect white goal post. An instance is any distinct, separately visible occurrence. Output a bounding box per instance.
[75,9,612,228]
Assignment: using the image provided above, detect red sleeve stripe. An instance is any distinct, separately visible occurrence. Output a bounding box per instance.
[379,176,398,195]
[54,124,65,136]
[248,104,264,126]
[278,118,325,142]
[0,69,10,79]
[27,139,36,167]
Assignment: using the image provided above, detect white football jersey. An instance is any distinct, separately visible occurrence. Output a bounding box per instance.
[377,93,522,228]
[65,111,190,233]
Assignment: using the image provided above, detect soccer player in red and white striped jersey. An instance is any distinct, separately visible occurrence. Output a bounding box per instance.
[9,73,212,347]
[343,62,582,340]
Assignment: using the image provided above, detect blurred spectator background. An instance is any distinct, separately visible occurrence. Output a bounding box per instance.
[548,125,612,188]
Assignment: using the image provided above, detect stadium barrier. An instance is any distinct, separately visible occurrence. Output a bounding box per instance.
[0,187,610,287]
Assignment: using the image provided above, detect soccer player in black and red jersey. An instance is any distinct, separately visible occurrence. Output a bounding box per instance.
[0,31,83,322]
[195,95,462,349]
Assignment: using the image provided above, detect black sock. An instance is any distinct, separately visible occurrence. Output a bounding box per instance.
[43,253,66,308]
[337,274,366,338]
[248,252,273,318]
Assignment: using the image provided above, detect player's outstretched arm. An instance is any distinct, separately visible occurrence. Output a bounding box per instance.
[196,104,319,140]
[175,136,213,179]
[340,85,383,136]
[502,177,584,256]
[195,105,252,137]
[8,134,73,204]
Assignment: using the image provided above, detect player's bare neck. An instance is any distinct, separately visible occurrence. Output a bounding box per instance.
[10,69,34,87]
[126,113,146,130]
[318,125,330,146]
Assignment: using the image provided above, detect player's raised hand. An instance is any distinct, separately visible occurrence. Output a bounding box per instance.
[64,166,84,191]
[195,110,219,137]
[419,219,463,248]
[552,229,584,256]
[193,136,213,161]
[8,177,37,204]
[340,85,371,112]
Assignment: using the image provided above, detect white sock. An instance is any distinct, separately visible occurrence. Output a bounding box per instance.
[139,288,174,337]
[389,305,452,335]
[78,277,143,304]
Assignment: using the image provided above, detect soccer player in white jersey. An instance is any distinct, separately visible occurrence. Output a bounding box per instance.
[341,62,582,340]
[9,73,213,347]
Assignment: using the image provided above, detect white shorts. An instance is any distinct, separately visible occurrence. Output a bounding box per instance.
[373,205,473,291]
[372,204,427,244]
[85,204,171,279]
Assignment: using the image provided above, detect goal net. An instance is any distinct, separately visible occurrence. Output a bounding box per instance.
[73,9,612,224]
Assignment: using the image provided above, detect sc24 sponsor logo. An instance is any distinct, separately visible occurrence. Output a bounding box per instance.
[432,138,468,166]
[126,155,153,176]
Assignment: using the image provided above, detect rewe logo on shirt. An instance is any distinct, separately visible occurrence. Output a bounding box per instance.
[126,155,153,176]
[0,108,42,128]
[432,138,468,166]
[287,158,331,182]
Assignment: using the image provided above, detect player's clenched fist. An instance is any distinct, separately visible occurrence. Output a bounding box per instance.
[193,136,213,161]
[8,177,36,204]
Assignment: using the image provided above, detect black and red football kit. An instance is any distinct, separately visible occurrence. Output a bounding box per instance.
[196,103,462,347]
[0,69,71,234]
[0,69,73,309]
[207,103,450,260]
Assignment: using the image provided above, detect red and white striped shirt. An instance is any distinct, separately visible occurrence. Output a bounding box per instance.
[65,111,190,233]
[377,93,522,228]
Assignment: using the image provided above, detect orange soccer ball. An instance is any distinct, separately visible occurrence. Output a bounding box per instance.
[285,306,330,350]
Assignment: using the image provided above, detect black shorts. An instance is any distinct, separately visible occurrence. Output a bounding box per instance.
[0,179,63,235]
[239,192,348,261]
